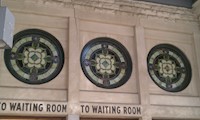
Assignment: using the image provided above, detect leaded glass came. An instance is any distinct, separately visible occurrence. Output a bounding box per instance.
[147,44,192,92]
[4,29,64,84]
[80,37,132,89]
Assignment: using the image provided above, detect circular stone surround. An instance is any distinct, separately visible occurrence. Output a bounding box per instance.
[147,44,192,92]
[4,29,64,84]
[80,37,132,89]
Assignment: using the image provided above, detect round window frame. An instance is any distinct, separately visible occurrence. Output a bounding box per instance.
[4,29,65,84]
[147,44,192,92]
[80,37,132,89]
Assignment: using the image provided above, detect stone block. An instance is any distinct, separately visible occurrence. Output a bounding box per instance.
[95,8,115,14]
[99,0,115,4]
[102,3,119,10]
[115,10,133,16]
[157,11,170,18]
[141,9,156,16]
[120,5,133,12]
[133,2,152,9]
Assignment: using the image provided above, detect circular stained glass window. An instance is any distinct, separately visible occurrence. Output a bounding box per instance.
[147,44,192,92]
[80,37,132,89]
[4,29,64,84]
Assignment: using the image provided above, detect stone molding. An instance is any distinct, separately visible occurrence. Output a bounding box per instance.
[18,0,198,23]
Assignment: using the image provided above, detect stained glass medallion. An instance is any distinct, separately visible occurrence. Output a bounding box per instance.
[147,44,192,92]
[4,29,64,84]
[80,37,132,89]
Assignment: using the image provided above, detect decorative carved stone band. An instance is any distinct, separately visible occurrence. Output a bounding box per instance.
[4,29,64,84]
[147,44,192,92]
[80,37,132,89]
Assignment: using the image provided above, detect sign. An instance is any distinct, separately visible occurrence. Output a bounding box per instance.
[0,100,142,117]
[80,103,142,117]
[0,100,67,116]
[0,6,15,49]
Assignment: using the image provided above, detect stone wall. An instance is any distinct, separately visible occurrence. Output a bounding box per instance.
[1,0,200,120]
[23,0,199,24]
